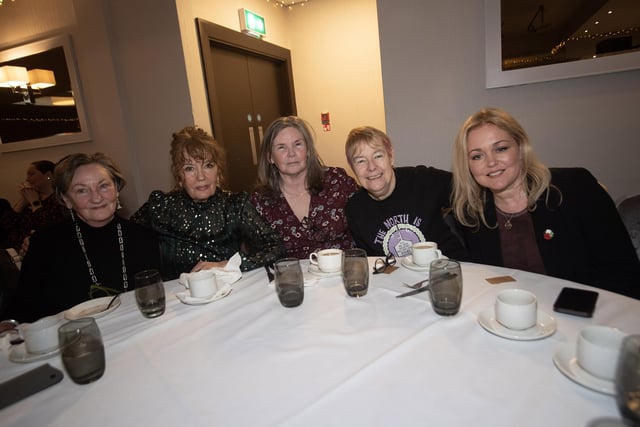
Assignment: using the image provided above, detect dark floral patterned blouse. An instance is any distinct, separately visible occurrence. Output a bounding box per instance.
[250,167,358,259]
[131,189,283,280]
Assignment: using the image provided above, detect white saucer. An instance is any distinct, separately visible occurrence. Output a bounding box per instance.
[552,342,615,395]
[9,342,60,364]
[401,255,449,272]
[401,256,431,272]
[64,296,121,320]
[477,306,557,341]
[176,285,232,305]
[308,264,341,278]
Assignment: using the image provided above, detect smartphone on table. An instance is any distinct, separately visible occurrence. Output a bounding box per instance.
[553,287,599,318]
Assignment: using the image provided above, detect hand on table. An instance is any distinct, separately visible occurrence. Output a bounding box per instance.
[191,260,229,272]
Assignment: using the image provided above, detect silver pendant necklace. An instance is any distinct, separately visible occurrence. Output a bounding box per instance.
[75,219,129,291]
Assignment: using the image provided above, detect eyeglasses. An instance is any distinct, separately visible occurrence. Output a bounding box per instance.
[373,254,396,274]
[89,283,120,299]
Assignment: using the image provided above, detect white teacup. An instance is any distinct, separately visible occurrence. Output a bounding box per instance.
[411,242,442,267]
[20,315,61,354]
[309,249,343,273]
[576,325,626,380]
[180,269,218,299]
[495,289,538,330]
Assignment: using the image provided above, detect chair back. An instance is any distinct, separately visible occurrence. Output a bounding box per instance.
[618,194,640,260]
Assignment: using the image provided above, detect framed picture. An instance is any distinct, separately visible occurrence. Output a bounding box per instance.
[0,34,90,152]
[485,0,640,88]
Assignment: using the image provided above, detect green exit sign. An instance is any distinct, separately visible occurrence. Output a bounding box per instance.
[239,8,266,38]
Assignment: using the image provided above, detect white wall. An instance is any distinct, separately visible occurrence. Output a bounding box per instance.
[288,0,386,170]
[376,0,640,203]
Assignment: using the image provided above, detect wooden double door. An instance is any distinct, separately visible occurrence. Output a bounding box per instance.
[198,19,297,192]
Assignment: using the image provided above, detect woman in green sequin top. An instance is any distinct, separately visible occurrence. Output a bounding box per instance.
[131,126,283,280]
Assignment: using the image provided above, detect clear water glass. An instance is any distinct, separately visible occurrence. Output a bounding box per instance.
[134,269,166,318]
[58,318,105,384]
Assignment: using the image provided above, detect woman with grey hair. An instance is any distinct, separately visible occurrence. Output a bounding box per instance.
[5,152,161,322]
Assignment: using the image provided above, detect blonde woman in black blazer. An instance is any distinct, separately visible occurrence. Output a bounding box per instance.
[451,108,640,299]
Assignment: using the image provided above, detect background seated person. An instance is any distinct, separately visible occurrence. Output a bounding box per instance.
[6,160,65,256]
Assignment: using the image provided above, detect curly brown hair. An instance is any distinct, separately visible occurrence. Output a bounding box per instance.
[170,126,227,190]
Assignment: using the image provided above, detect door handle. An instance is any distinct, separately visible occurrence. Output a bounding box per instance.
[248,126,258,166]
[257,125,264,145]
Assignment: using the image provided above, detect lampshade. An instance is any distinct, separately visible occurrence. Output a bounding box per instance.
[0,65,29,88]
[28,68,56,89]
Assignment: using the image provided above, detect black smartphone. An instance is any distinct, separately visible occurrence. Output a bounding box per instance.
[0,364,63,410]
[553,287,599,317]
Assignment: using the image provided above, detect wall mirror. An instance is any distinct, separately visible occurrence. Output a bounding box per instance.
[485,0,640,88]
[0,35,90,153]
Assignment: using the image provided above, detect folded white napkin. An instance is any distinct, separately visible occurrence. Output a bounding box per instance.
[210,252,243,287]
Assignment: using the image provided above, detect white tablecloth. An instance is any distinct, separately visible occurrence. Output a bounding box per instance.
[1,259,638,426]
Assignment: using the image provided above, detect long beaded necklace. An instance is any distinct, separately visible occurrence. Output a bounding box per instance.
[75,218,129,291]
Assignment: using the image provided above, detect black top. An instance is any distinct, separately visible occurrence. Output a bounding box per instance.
[345,166,467,259]
[459,168,640,299]
[6,216,161,322]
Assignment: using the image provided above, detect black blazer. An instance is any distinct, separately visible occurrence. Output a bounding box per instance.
[460,168,640,299]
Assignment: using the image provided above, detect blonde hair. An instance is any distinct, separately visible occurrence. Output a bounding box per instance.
[451,107,555,228]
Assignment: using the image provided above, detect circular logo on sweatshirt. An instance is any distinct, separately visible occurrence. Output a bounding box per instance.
[383,224,424,257]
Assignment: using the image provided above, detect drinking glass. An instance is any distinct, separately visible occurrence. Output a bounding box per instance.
[58,318,105,384]
[615,334,640,426]
[428,259,463,316]
[134,269,166,318]
[274,258,304,307]
[342,248,369,297]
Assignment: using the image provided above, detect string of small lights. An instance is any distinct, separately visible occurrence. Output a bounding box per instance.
[504,26,640,69]
[265,0,311,10]
[551,27,640,55]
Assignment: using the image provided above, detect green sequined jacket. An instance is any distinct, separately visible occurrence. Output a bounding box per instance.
[131,189,283,280]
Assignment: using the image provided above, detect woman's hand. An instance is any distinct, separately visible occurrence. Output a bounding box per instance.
[191,260,228,272]
[19,185,42,211]
[19,234,32,258]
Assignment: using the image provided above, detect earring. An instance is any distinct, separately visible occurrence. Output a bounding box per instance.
[116,197,122,210]
[69,208,75,222]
